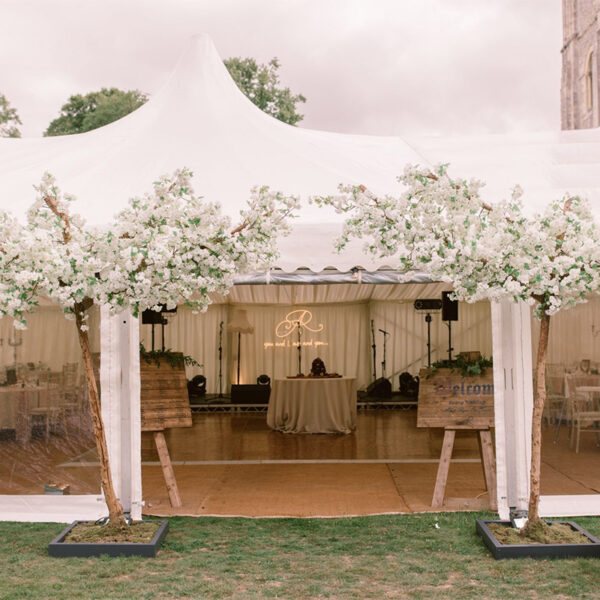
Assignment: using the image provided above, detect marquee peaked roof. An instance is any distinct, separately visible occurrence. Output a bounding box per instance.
[0,33,599,273]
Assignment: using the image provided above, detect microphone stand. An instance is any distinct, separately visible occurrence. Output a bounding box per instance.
[445,320,454,361]
[425,314,432,367]
[297,320,302,375]
[218,321,224,398]
[371,320,377,381]
[379,329,389,379]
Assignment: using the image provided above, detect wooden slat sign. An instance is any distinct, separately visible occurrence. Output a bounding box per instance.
[140,354,192,431]
[417,368,494,429]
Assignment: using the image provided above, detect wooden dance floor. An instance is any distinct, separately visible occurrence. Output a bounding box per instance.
[1,409,599,517]
[138,410,600,517]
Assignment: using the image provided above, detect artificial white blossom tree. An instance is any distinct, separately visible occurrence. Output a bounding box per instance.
[315,164,600,529]
[0,169,298,525]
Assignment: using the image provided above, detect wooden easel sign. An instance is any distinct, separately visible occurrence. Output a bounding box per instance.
[140,353,192,508]
[417,368,496,510]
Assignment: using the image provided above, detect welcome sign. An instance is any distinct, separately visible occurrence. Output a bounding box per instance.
[417,368,495,429]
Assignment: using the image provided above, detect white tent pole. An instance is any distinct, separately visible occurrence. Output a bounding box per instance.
[100,307,142,520]
[491,299,533,520]
[491,300,508,519]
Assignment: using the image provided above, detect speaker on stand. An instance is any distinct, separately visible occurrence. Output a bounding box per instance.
[441,291,458,361]
[413,299,442,367]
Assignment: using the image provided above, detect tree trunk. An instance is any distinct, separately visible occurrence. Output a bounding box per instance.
[74,310,125,525]
[527,310,551,526]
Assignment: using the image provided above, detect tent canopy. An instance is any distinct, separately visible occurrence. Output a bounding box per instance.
[0,34,599,273]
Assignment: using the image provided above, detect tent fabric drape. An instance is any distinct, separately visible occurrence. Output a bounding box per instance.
[137,288,495,392]
[0,305,100,373]
[531,295,600,368]
[6,291,600,393]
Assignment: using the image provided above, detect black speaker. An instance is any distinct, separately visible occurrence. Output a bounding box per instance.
[399,372,419,399]
[230,384,271,404]
[366,377,392,399]
[141,310,167,325]
[414,299,443,311]
[441,291,458,321]
[141,304,177,324]
[187,375,207,399]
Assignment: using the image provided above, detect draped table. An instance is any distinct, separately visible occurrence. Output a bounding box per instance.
[266,377,357,434]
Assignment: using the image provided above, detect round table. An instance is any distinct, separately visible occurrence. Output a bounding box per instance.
[266,377,357,434]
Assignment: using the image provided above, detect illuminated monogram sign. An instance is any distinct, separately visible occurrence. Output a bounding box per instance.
[264,309,329,350]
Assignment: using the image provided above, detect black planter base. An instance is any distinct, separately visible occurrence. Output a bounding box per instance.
[476,519,600,560]
[48,520,169,557]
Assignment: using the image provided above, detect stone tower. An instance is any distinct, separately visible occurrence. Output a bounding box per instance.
[561,0,600,129]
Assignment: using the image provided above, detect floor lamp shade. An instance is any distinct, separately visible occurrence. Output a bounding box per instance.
[227,309,255,335]
[227,309,254,385]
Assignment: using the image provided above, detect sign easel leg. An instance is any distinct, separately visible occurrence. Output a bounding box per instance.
[478,429,497,511]
[432,429,456,508]
[153,431,182,508]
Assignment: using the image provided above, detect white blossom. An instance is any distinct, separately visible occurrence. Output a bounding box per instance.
[0,168,299,328]
[314,164,600,316]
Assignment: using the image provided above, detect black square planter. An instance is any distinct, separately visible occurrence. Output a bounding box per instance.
[48,519,169,558]
[476,519,600,559]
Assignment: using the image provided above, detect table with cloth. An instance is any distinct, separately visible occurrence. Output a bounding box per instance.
[266,377,357,434]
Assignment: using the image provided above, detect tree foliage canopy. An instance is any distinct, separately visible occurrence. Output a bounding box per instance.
[44,88,148,136]
[0,168,298,523]
[315,164,600,316]
[224,57,306,125]
[0,94,22,138]
[315,164,600,528]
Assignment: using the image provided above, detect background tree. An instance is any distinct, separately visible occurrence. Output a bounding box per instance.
[224,57,306,125]
[0,169,298,526]
[315,164,600,532]
[0,94,22,138]
[44,88,148,136]
[44,58,306,135]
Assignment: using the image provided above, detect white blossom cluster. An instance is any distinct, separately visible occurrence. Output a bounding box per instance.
[0,169,299,328]
[0,211,37,328]
[314,164,600,317]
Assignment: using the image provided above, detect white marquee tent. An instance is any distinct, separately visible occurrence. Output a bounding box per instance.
[1,34,600,522]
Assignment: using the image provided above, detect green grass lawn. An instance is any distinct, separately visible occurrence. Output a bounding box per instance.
[2,512,600,599]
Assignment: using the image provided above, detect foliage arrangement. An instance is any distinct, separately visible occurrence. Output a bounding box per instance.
[0,169,298,525]
[224,57,306,125]
[429,355,493,377]
[0,94,21,138]
[44,88,148,136]
[315,163,600,531]
[139,343,200,369]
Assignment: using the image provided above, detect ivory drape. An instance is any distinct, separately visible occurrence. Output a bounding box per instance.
[4,287,600,392]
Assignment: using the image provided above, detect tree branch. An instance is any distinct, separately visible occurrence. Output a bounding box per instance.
[43,195,71,244]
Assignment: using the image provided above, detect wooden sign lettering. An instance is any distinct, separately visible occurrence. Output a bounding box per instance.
[417,368,494,429]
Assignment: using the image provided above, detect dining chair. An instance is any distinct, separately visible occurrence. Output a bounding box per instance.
[544,364,566,426]
[26,380,65,441]
[553,373,600,443]
[60,363,85,433]
[571,388,600,453]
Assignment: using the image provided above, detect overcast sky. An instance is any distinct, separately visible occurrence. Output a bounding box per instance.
[2,0,562,138]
